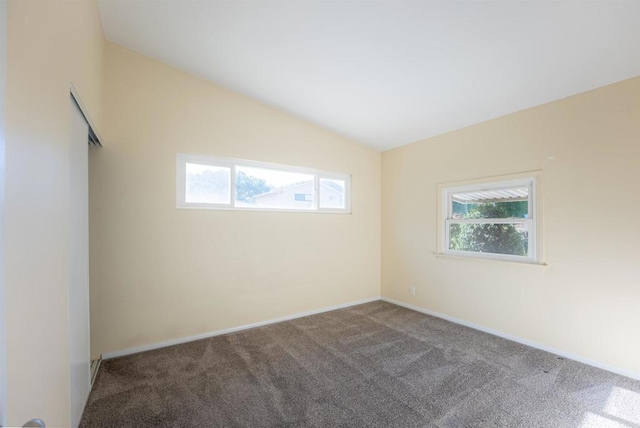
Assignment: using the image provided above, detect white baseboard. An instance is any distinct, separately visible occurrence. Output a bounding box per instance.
[381,296,640,381]
[102,295,640,382]
[102,296,380,360]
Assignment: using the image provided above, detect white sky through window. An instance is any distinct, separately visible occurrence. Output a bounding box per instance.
[236,165,313,189]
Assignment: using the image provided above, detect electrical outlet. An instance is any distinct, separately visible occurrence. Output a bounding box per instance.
[409,286,416,296]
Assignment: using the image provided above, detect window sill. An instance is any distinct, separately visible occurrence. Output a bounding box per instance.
[177,205,352,214]
[433,252,548,267]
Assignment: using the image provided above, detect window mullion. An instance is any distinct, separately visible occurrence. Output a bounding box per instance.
[230,164,237,208]
[448,218,528,224]
[314,174,320,211]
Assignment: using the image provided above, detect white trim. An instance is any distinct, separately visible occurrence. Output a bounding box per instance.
[434,252,548,267]
[313,175,320,209]
[447,218,529,224]
[439,172,541,264]
[103,295,640,381]
[70,84,104,146]
[102,297,380,360]
[381,297,640,381]
[443,248,533,264]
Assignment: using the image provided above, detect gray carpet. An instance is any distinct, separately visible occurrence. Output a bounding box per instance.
[80,301,640,427]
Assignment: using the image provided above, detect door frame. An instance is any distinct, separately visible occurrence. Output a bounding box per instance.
[67,89,101,428]
[70,85,103,147]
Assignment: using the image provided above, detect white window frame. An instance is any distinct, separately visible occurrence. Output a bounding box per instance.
[176,153,351,213]
[439,173,541,264]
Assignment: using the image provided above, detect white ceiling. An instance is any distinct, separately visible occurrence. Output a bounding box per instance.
[98,1,640,151]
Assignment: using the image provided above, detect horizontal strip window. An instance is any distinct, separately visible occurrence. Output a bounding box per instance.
[176,153,351,213]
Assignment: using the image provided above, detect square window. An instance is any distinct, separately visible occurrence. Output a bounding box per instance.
[440,176,539,263]
[235,165,314,210]
[185,162,230,204]
[319,178,346,210]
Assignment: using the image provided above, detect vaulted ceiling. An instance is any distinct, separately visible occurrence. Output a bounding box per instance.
[98,1,640,151]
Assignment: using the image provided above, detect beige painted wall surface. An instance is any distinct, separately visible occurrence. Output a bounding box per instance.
[4,0,104,426]
[90,43,381,357]
[382,76,640,375]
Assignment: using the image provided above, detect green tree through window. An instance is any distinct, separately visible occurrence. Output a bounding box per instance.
[450,201,528,256]
[235,171,272,203]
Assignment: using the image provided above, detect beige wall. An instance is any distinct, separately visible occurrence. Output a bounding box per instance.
[382,76,640,376]
[89,43,381,357]
[4,4,637,425]
[3,0,104,426]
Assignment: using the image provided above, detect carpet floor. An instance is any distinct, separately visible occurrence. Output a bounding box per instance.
[80,301,640,428]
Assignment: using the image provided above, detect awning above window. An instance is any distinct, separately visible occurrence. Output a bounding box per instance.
[452,186,528,204]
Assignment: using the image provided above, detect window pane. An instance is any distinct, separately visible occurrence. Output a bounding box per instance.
[185,163,230,204]
[319,178,346,209]
[236,165,314,209]
[452,186,528,219]
[449,222,529,256]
